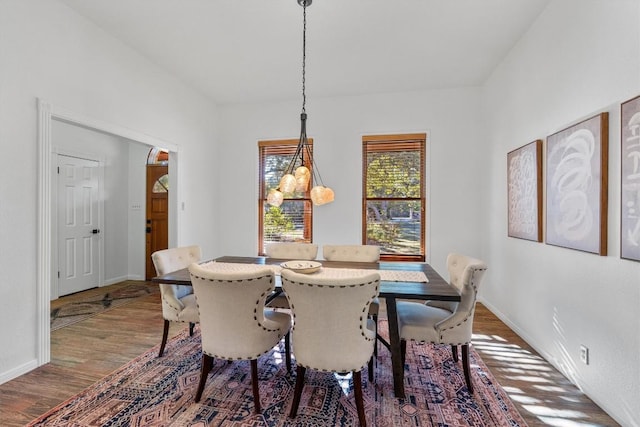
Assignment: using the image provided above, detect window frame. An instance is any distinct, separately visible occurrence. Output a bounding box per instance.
[258,139,313,255]
[362,133,426,262]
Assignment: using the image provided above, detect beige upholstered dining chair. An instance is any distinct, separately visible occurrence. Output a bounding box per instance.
[281,268,380,427]
[151,245,202,357]
[264,242,318,310]
[264,242,318,259]
[188,263,291,413]
[323,244,382,355]
[322,244,380,263]
[396,253,487,393]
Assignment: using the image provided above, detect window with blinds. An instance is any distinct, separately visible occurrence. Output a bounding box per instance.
[362,134,426,261]
[258,139,313,255]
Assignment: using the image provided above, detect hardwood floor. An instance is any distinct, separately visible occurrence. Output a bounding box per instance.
[0,283,618,426]
[471,305,619,426]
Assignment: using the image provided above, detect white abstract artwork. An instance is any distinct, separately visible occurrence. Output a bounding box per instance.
[507,140,542,241]
[546,113,608,255]
[621,95,640,262]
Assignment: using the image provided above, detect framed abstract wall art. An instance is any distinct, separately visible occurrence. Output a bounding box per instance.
[507,140,543,241]
[621,95,640,262]
[545,113,609,255]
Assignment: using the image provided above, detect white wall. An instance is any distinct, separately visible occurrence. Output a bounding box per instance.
[482,0,640,425]
[0,0,219,383]
[218,87,485,276]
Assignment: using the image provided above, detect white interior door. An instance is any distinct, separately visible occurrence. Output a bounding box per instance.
[57,155,100,296]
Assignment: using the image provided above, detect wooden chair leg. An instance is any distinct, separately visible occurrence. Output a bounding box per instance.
[400,339,406,365]
[158,319,170,357]
[250,359,261,413]
[462,344,473,393]
[289,365,306,418]
[372,313,378,358]
[451,344,459,362]
[194,354,213,402]
[368,355,374,383]
[285,331,292,373]
[189,322,195,336]
[353,370,367,427]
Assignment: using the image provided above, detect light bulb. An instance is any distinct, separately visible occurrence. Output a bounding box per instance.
[294,166,310,192]
[311,186,335,206]
[266,189,284,207]
[279,174,296,194]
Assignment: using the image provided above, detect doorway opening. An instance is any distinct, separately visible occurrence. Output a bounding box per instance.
[37,99,179,367]
[145,148,169,279]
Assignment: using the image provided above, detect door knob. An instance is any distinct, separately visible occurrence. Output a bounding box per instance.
[91,229,100,234]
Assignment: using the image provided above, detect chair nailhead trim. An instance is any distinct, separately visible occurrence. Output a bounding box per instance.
[296,363,370,373]
[203,346,284,361]
[438,266,487,340]
[161,295,181,314]
[191,273,283,332]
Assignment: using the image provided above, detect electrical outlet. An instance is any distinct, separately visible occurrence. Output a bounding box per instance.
[579,345,589,365]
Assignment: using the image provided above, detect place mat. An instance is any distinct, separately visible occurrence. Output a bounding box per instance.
[379,269,428,282]
[200,261,428,282]
[300,266,428,282]
[200,261,283,274]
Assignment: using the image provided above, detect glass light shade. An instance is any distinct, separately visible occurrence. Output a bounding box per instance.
[294,166,311,192]
[310,186,335,206]
[279,174,297,194]
[323,187,335,203]
[266,189,284,207]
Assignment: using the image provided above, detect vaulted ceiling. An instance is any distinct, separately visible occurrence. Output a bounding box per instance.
[59,0,551,105]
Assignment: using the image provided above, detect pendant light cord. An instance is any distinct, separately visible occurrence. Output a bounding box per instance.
[272,0,332,204]
[301,2,307,114]
[300,0,325,187]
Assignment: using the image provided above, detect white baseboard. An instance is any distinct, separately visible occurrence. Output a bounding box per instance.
[477,297,554,363]
[102,274,147,286]
[102,275,129,286]
[0,359,38,386]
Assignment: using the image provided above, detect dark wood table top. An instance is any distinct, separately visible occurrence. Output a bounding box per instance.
[152,255,460,302]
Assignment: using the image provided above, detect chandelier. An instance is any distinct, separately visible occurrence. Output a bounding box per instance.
[267,0,334,207]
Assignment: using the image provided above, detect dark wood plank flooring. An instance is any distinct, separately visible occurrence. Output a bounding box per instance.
[0,283,618,426]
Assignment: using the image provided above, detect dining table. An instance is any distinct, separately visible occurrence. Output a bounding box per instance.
[152,255,460,399]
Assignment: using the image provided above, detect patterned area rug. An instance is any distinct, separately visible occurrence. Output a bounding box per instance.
[29,319,527,426]
[50,283,160,331]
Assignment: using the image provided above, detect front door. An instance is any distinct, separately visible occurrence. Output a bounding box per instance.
[57,155,100,296]
[145,165,169,279]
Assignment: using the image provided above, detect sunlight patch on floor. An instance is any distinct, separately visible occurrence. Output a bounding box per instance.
[508,394,542,404]
[472,331,609,426]
[506,375,553,383]
[334,372,353,396]
[488,358,552,371]
[522,404,588,419]
[536,416,601,426]
[272,348,284,365]
[481,351,538,361]
[472,333,510,342]
[533,384,569,393]
[495,365,552,375]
